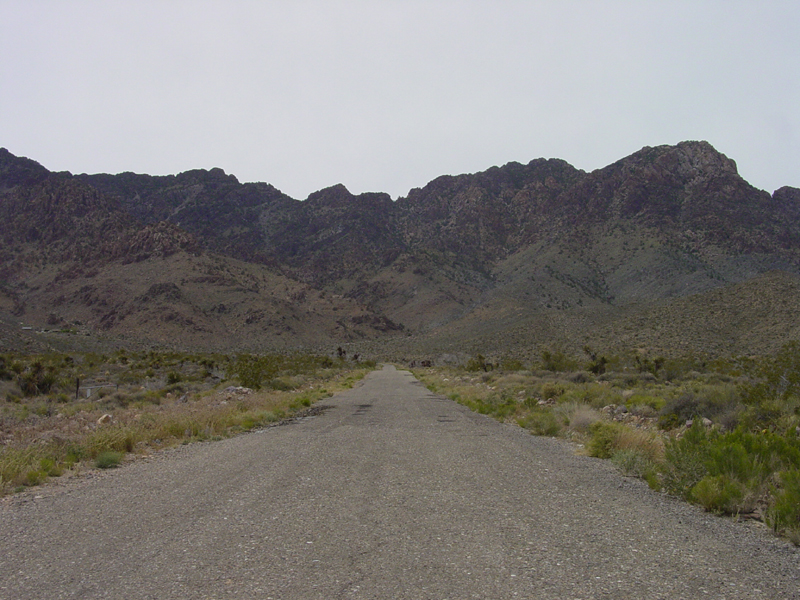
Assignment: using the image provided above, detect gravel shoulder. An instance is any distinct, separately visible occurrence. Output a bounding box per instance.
[1,365,798,599]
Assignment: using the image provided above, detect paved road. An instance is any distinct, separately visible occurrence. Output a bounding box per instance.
[1,365,798,599]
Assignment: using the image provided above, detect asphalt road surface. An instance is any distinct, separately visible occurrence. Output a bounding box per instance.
[1,365,798,599]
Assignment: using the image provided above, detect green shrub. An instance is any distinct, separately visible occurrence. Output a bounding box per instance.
[465,355,490,372]
[587,421,625,459]
[95,451,123,469]
[690,475,746,514]
[635,354,664,378]
[539,382,565,401]
[767,470,800,543]
[39,457,62,477]
[627,393,666,412]
[16,359,59,397]
[661,421,711,497]
[659,386,742,429]
[611,449,657,480]
[267,378,295,391]
[560,383,620,409]
[500,359,524,371]
[541,350,578,372]
[518,410,561,436]
[661,422,800,508]
[289,395,313,410]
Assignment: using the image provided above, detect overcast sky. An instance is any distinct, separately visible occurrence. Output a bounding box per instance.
[1,1,798,200]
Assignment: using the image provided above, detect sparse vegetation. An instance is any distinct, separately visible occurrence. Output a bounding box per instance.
[0,350,371,495]
[413,342,800,544]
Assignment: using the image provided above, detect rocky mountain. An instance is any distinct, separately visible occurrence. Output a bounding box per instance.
[1,142,798,359]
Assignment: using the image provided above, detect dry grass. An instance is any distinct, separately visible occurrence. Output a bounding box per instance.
[613,425,664,462]
[0,367,369,495]
[562,404,603,435]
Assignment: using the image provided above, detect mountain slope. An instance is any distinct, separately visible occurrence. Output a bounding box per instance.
[1,142,798,357]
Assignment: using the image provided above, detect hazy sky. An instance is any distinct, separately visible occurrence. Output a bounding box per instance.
[1,1,798,200]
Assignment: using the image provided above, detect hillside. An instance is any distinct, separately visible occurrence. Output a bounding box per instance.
[1,142,798,359]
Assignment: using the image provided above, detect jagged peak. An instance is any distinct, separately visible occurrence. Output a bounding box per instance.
[305,184,392,209]
[306,183,353,204]
[175,167,239,185]
[597,141,739,184]
[0,147,51,189]
[773,185,800,201]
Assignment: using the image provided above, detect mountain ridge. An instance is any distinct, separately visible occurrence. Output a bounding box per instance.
[1,141,798,359]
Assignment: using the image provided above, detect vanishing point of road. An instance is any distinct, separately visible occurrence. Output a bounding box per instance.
[1,365,798,599]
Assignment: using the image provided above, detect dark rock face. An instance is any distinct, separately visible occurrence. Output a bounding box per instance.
[0,155,197,278]
[51,141,798,279]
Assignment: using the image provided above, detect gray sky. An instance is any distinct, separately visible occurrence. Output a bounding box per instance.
[2,1,798,200]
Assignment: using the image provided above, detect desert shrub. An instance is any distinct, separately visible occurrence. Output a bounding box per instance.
[130,390,161,406]
[16,360,59,397]
[567,371,592,384]
[0,443,73,490]
[266,378,295,391]
[587,421,625,459]
[659,389,697,423]
[582,346,608,375]
[465,354,490,372]
[289,395,313,410]
[660,356,707,381]
[627,393,666,412]
[541,350,578,372]
[558,382,620,409]
[238,410,283,431]
[615,426,662,460]
[759,341,800,401]
[739,398,787,430]
[538,381,566,401]
[500,358,524,371]
[690,475,746,514]
[662,423,800,509]
[635,354,665,378]
[661,421,711,497]
[628,403,659,419]
[736,341,800,430]
[0,355,13,380]
[95,451,123,469]
[564,404,602,434]
[612,449,658,482]
[517,410,561,436]
[587,420,661,461]
[487,396,518,420]
[658,385,742,429]
[231,353,335,389]
[108,391,133,408]
[38,457,62,477]
[767,470,800,543]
